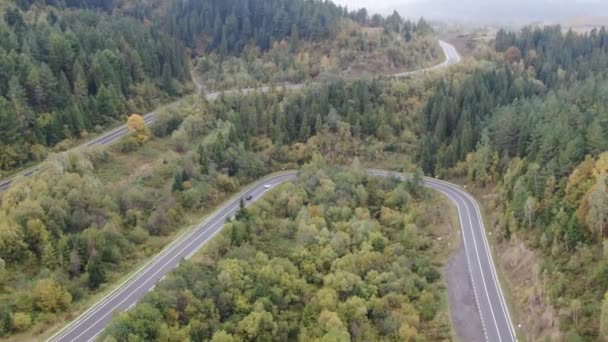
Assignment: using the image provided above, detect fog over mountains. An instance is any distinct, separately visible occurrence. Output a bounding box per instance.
[335,0,608,24]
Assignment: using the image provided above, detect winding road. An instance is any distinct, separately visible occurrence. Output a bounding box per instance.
[48,170,517,342]
[0,39,459,193]
[0,39,515,341]
[370,171,517,342]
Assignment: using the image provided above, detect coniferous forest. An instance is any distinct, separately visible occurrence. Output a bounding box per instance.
[0,1,445,339]
[0,6,189,171]
[422,26,608,339]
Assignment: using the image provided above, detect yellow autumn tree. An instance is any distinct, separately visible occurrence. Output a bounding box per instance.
[567,153,608,236]
[127,113,150,144]
[33,278,72,312]
[11,312,32,332]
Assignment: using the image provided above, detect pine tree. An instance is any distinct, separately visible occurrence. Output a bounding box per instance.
[69,247,81,276]
[86,255,105,289]
[420,135,437,175]
[313,114,323,135]
[8,76,32,138]
[96,84,119,123]
[162,62,174,95]
[198,144,209,175]
[26,67,43,108]
[42,241,58,270]
[55,72,71,109]
[290,23,299,52]
[299,111,310,140]
[72,59,88,99]
[587,173,608,237]
[173,170,184,192]
[0,97,20,145]
[587,118,606,155]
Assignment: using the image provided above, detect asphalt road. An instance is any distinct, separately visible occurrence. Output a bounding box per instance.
[0,39,459,193]
[369,170,518,342]
[48,172,298,342]
[48,170,516,342]
[1,39,495,341]
[427,177,517,342]
[394,40,461,77]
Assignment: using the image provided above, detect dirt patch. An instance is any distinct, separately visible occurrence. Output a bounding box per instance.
[494,235,561,341]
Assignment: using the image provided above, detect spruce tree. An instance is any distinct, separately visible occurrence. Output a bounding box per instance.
[86,255,105,290]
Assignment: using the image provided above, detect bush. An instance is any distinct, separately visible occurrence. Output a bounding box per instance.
[181,187,204,209]
[11,312,31,332]
[127,226,150,245]
[33,279,72,313]
[82,146,111,166]
[115,135,140,153]
[216,173,238,192]
[152,110,183,138]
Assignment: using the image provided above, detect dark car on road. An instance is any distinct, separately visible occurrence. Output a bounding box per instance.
[246,195,253,200]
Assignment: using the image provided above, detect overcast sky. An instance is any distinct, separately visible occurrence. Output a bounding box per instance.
[332,0,608,24]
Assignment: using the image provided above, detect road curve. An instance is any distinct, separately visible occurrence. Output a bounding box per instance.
[369,170,517,342]
[10,39,475,341]
[0,39,459,193]
[48,170,515,342]
[394,40,461,77]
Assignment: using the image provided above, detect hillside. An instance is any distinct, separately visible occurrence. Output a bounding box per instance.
[0,4,190,175]
[1,0,608,339]
[195,17,439,92]
[0,0,440,178]
[0,70,446,339]
[0,0,450,338]
[104,164,455,341]
[546,16,608,33]
[419,24,608,340]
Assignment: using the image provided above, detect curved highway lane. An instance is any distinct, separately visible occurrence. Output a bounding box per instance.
[369,170,517,342]
[0,39,476,341]
[0,39,459,193]
[48,172,298,342]
[48,170,516,342]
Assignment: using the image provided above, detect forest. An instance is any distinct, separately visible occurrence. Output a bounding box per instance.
[467,80,608,340]
[422,25,608,177]
[6,0,608,339]
[0,5,189,173]
[195,16,438,92]
[417,25,608,339]
[104,163,453,341]
[159,0,344,54]
[0,62,440,338]
[0,0,438,176]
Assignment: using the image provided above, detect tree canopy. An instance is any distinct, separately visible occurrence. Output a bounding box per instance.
[105,164,451,341]
[427,25,608,340]
[0,5,189,172]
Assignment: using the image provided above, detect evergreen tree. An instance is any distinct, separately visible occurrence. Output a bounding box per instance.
[42,241,58,270]
[162,62,174,95]
[173,170,184,191]
[72,59,88,99]
[86,255,105,290]
[198,144,209,174]
[0,6,189,171]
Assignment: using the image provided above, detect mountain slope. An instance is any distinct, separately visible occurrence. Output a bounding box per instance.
[0,5,189,173]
